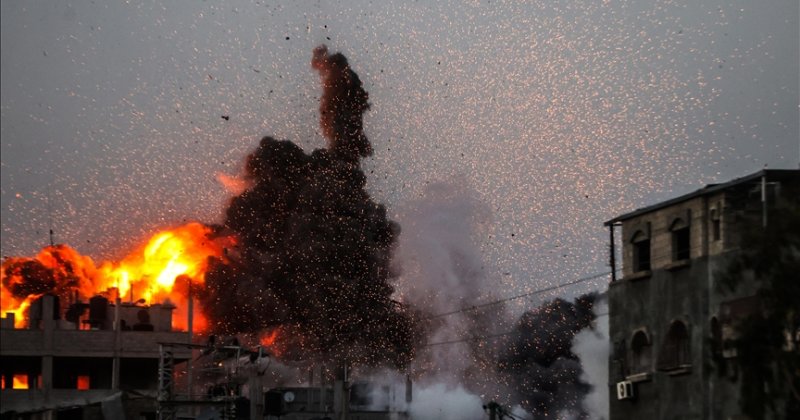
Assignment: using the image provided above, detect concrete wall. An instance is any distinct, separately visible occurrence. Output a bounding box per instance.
[621,195,712,278]
[1,329,190,359]
[610,189,753,419]
[1,295,191,417]
[609,256,711,420]
[608,171,800,420]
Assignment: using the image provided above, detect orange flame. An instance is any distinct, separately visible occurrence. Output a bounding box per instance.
[12,374,29,390]
[1,222,233,332]
[259,328,283,358]
[216,172,252,196]
[260,329,280,347]
[77,375,90,390]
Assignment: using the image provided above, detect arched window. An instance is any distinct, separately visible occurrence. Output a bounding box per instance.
[629,330,652,375]
[658,320,691,371]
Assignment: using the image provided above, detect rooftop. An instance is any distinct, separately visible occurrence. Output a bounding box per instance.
[604,169,800,226]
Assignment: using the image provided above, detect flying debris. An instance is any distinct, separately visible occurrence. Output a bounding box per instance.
[198,45,416,369]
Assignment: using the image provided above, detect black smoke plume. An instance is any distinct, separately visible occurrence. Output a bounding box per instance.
[199,46,415,368]
[497,293,598,418]
[2,245,94,303]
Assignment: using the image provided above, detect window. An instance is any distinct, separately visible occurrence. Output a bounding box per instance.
[629,330,652,375]
[1,356,42,390]
[710,316,727,374]
[631,231,651,272]
[12,374,29,389]
[670,218,690,261]
[658,321,691,371]
[710,208,721,242]
[77,375,90,390]
[710,317,722,358]
[121,358,159,390]
[53,357,112,390]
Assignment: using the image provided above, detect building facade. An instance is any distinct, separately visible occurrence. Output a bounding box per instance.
[1,294,191,419]
[605,169,799,420]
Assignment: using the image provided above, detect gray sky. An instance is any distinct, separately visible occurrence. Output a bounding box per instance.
[2,0,798,299]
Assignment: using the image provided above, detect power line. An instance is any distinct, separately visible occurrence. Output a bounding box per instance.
[423,271,610,321]
[424,312,609,347]
[425,331,513,347]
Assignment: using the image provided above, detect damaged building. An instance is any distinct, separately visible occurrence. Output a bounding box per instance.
[1,294,191,419]
[605,169,800,420]
[0,293,411,420]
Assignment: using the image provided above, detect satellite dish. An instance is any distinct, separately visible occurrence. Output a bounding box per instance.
[283,391,295,403]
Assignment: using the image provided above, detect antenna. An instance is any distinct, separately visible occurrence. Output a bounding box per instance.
[46,184,55,247]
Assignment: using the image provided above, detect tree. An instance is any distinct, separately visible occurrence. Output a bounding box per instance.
[719,204,800,420]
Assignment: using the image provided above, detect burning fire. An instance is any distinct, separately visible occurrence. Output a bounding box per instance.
[260,329,280,347]
[12,374,29,390]
[77,375,90,390]
[259,328,283,357]
[1,222,232,332]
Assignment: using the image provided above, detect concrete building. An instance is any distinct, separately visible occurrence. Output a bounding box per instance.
[1,294,410,420]
[604,169,799,420]
[1,294,191,419]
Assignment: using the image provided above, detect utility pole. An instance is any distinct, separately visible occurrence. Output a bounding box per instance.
[485,401,500,420]
[186,275,193,401]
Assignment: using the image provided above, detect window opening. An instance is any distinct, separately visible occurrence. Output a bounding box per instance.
[77,375,91,390]
[710,209,721,242]
[672,226,690,261]
[12,374,29,389]
[629,331,652,375]
[632,231,651,272]
[658,321,691,371]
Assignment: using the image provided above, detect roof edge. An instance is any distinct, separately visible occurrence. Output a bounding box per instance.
[604,169,800,226]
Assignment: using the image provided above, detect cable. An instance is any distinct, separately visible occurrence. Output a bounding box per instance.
[425,331,513,347]
[423,271,610,321]
[424,312,610,347]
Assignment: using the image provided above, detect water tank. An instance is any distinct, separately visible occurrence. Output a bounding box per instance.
[88,296,109,329]
[132,309,154,331]
[52,295,61,320]
[28,298,43,327]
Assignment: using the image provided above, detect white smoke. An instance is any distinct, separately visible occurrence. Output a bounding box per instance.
[389,179,505,417]
[408,382,485,420]
[571,298,610,420]
[392,179,503,381]
[383,179,609,419]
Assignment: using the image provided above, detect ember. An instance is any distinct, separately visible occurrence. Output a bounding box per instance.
[1,46,416,369]
[198,45,416,368]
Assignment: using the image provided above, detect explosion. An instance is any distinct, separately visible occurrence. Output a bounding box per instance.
[1,222,231,331]
[1,46,602,417]
[198,46,416,368]
[1,46,416,369]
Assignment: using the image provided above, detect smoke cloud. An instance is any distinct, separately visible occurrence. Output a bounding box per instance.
[1,46,609,418]
[198,46,415,368]
[2,245,97,304]
[393,180,504,382]
[390,180,602,418]
[571,299,610,420]
[497,294,598,419]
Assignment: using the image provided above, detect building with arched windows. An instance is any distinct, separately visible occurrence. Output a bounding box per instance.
[604,169,799,420]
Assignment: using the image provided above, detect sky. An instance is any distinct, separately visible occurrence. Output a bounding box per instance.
[2,0,798,304]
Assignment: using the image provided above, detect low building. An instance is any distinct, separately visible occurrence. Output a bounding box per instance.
[1,294,191,419]
[604,169,799,420]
